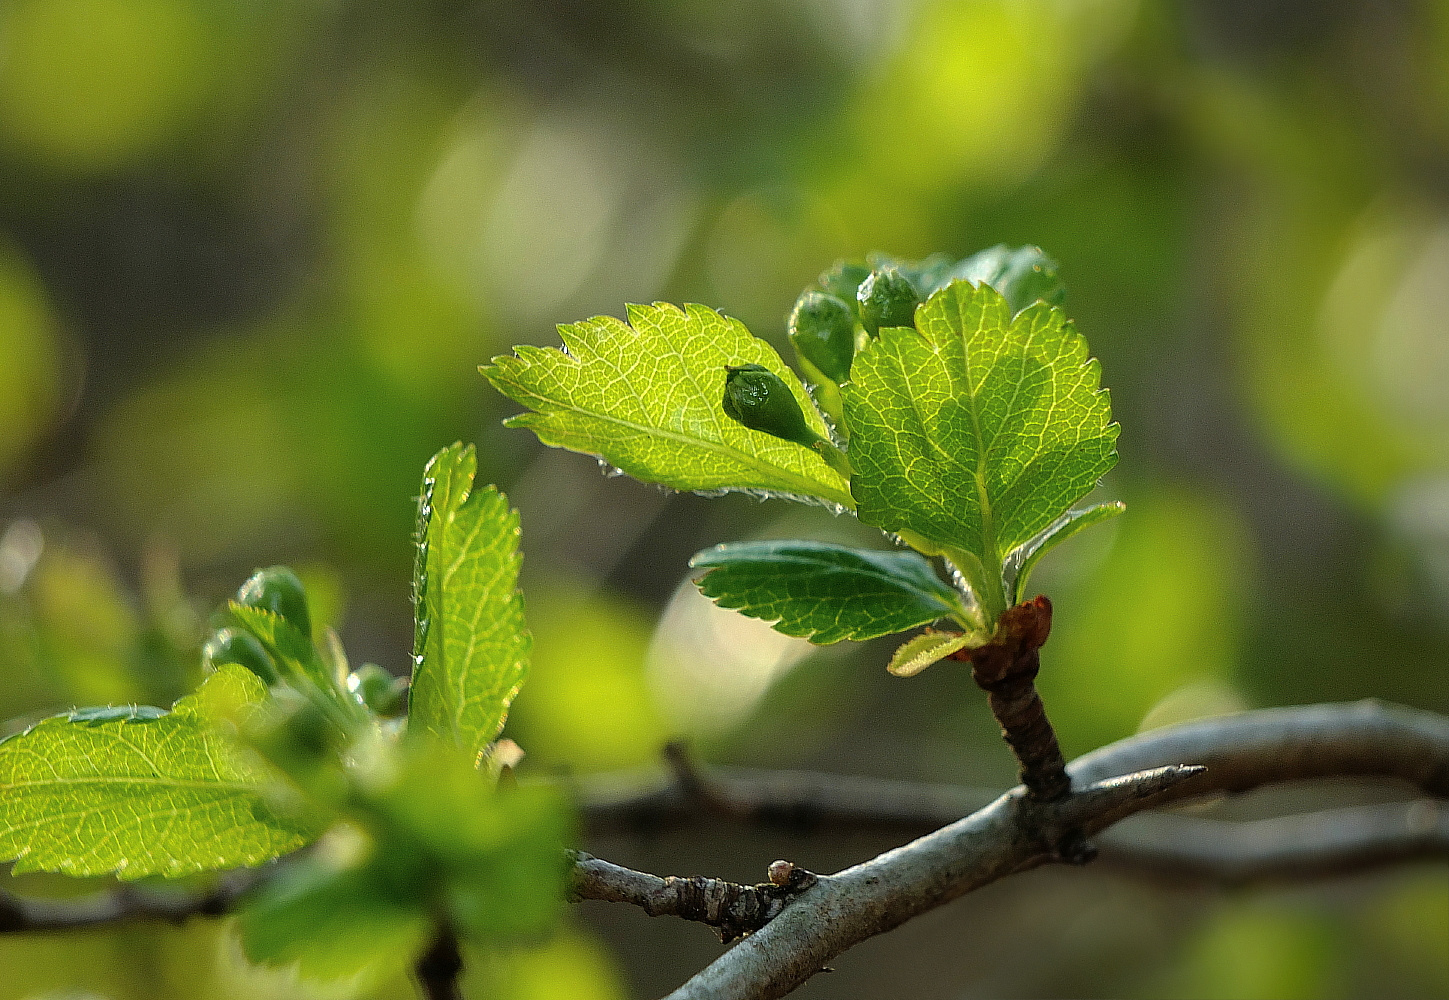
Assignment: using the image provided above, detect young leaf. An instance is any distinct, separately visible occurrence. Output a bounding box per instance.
[1003,500,1125,606]
[888,631,975,677]
[845,281,1118,622]
[410,443,530,756]
[483,303,853,507]
[690,540,974,644]
[0,665,317,879]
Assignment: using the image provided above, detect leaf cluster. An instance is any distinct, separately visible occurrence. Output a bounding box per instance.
[487,245,1121,674]
[0,443,565,979]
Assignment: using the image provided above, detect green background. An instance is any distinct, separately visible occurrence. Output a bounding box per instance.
[0,0,1445,996]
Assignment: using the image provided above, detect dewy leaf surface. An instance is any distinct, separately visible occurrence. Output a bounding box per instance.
[846,281,1118,584]
[410,443,529,756]
[0,666,315,879]
[483,303,853,507]
[690,540,970,644]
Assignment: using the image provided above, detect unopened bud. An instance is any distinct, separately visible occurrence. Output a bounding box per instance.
[722,364,819,449]
[767,860,795,886]
[857,267,919,336]
[203,628,278,685]
[346,664,407,717]
[236,566,313,640]
[789,291,856,384]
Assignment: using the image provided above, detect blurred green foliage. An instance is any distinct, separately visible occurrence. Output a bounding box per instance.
[2,0,1447,996]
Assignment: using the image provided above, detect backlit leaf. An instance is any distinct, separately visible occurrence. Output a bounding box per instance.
[0,665,315,878]
[845,281,1117,620]
[1003,500,1125,605]
[483,303,853,507]
[409,443,529,756]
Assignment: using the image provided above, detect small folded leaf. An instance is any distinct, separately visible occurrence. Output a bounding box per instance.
[410,444,530,756]
[690,540,971,644]
[230,604,332,692]
[888,631,974,677]
[846,280,1118,623]
[1004,501,1126,606]
[483,302,852,507]
[0,666,317,879]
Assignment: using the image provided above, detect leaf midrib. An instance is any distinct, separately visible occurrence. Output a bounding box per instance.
[706,553,956,606]
[1,776,260,794]
[953,294,1001,576]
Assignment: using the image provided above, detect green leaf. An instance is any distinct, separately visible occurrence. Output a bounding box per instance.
[410,443,530,756]
[1004,500,1126,606]
[689,540,973,644]
[0,666,317,879]
[845,281,1118,623]
[483,303,853,508]
[887,631,975,677]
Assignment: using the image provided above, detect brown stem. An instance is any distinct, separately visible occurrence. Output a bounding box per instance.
[414,925,464,1000]
[953,596,1069,802]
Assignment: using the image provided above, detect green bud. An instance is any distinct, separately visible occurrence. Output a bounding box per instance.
[722,364,819,449]
[203,627,278,685]
[789,291,856,384]
[817,261,870,307]
[236,566,312,639]
[347,663,407,717]
[857,267,919,336]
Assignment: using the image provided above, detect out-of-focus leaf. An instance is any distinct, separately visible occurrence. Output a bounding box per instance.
[0,0,215,171]
[237,855,430,980]
[845,281,1117,620]
[410,443,529,756]
[690,540,972,643]
[1038,491,1249,755]
[0,247,60,473]
[483,303,853,507]
[240,740,574,976]
[367,744,572,942]
[0,665,316,878]
[509,583,668,771]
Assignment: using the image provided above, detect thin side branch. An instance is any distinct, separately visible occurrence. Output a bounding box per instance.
[570,852,816,941]
[1097,799,1449,884]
